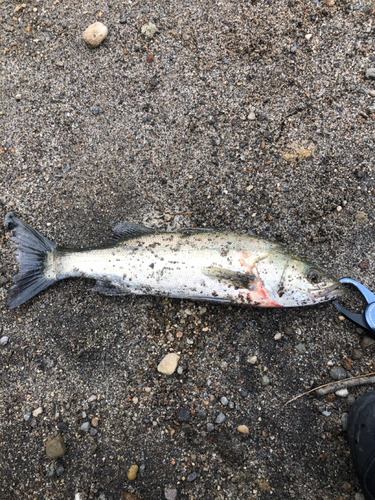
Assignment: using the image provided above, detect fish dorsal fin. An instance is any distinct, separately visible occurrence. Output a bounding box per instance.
[202,266,256,289]
[109,222,155,243]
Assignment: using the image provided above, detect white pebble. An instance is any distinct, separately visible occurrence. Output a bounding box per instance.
[32,407,43,417]
[247,112,256,121]
[0,336,9,346]
[274,333,282,340]
[82,22,108,48]
[247,355,258,364]
[87,394,97,402]
[305,34,312,40]
[335,388,349,398]
[141,22,157,39]
[157,353,180,375]
[336,206,342,212]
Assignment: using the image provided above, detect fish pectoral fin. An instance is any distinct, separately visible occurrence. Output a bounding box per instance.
[92,280,131,296]
[202,266,256,289]
[109,222,155,244]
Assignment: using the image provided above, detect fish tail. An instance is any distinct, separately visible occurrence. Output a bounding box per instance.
[4,213,58,309]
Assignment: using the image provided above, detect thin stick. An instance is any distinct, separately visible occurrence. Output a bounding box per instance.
[284,371,375,407]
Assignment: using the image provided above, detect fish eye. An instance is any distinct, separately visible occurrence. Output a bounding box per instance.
[306,268,322,284]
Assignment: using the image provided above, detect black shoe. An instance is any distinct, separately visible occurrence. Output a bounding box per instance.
[347,390,375,500]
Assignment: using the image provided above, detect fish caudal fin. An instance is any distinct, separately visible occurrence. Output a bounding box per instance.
[4,213,58,309]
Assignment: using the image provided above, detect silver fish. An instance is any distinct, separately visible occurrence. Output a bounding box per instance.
[4,213,345,309]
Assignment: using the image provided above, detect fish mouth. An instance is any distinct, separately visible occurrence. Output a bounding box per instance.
[311,283,347,301]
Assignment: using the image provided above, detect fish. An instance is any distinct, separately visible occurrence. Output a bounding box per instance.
[4,213,345,310]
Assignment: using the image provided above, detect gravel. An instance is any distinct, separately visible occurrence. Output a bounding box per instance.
[1,0,375,498]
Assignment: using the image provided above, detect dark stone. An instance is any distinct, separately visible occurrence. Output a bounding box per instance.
[187,472,198,482]
[176,406,191,422]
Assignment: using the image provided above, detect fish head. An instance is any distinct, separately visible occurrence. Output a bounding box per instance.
[255,251,345,307]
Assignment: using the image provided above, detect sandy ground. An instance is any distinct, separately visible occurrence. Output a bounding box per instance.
[1,0,375,499]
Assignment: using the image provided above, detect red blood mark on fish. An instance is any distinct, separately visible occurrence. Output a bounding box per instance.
[238,251,283,307]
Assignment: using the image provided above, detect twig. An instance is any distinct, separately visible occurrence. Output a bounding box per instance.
[284,371,375,407]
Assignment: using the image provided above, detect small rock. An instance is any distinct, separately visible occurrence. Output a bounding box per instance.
[88,394,97,402]
[82,22,108,48]
[360,335,375,348]
[46,436,66,458]
[80,422,90,432]
[91,106,101,115]
[127,464,139,481]
[329,366,347,381]
[220,397,228,406]
[247,355,257,364]
[91,417,99,427]
[15,94,22,101]
[176,406,191,423]
[164,488,177,500]
[274,333,282,340]
[290,45,298,53]
[335,388,349,398]
[248,111,256,120]
[240,390,248,397]
[295,343,306,354]
[261,375,270,387]
[305,34,312,40]
[237,425,250,435]
[207,423,215,432]
[187,472,198,482]
[215,412,226,424]
[33,407,43,417]
[322,410,331,417]
[146,53,154,63]
[341,412,349,431]
[366,68,375,80]
[141,22,157,39]
[122,494,143,500]
[323,0,335,5]
[352,348,363,360]
[90,428,98,436]
[347,394,356,405]
[55,61,64,67]
[158,353,180,375]
[356,211,368,223]
[56,465,64,476]
[283,326,293,336]
[0,336,9,346]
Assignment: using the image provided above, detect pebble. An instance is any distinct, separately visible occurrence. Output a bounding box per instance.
[237,425,250,435]
[295,343,306,354]
[187,472,198,482]
[290,45,298,53]
[215,412,226,424]
[220,397,228,406]
[90,428,97,436]
[335,388,349,398]
[56,465,64,476]
[141,22,157,39]
[336,206,342,212]
[283,326,293,336]
[248,112,256,121]
[366,68,375,80]
[352,348,363,360]
[341,412,349,431]
[261,375,270,387]
[329,366,347,381]
[360,335,375,348]
[176,406,191,423]
[0,336,9,346]
[305,34,312,40]
[91,106,101,116]
[46,436,66,458]
[33,407,43,417]
[274,333,282,340]
[80,422,90,432]
[15,94,22,101]
[157,353,180,375]
[127,464,139,481]
[347,394,356,405]
[91,417,99,427]
[247,355,257,364]
[207,423,215,432]
[82,22,108,48]
[323,0,335,5]
[240,390,248,397]
[164,488,177,500]
[88,394,97,402]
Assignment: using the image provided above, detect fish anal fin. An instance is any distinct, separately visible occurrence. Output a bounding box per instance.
[92,280,130,296]
[202,266,256,289]
[109,222,154,244]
